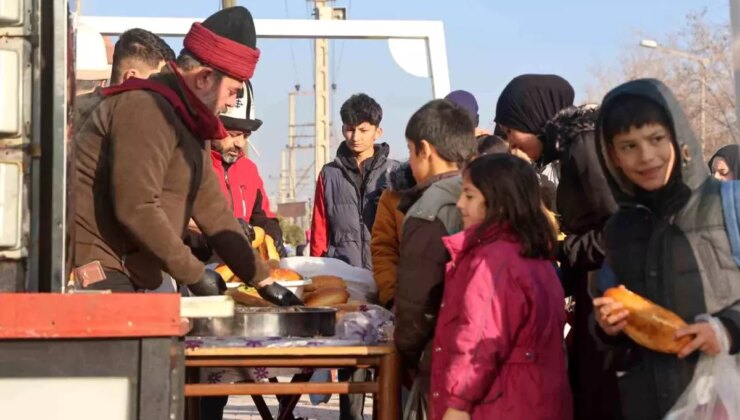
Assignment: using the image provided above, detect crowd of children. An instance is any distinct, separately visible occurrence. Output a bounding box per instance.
[310,75,740,420]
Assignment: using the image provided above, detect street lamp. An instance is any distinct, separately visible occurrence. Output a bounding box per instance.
[640,39,659,49]
[640,39,711,143]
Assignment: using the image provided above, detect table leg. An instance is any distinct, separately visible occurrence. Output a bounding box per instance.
[277,395,301,420]
[275,372,313,420]
[373,391,379,420]
[251,395,274,420]
[377,352,400,420]
[185,367,201,420]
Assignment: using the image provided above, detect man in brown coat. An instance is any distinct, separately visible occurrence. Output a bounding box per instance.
[73,7,298,303]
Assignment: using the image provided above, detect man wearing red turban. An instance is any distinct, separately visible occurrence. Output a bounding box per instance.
[73,7,299,306]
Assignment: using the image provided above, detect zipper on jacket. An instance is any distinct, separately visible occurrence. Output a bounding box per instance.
[224,168,234,211]
[239,185,247,217]
[358,160,373,267]
[336,153,385,268]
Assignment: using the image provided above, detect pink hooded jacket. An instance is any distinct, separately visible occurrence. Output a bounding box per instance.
[430,224,572,420]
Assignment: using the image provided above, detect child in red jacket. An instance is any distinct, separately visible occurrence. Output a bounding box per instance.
[430,153,572,420]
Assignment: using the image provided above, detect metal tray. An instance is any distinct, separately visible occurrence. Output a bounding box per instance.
[190,306,336,338]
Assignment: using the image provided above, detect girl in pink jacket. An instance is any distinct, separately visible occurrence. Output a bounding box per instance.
[431,154,572,420]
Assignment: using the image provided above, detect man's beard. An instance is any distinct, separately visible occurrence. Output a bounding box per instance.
[222,151,239,164]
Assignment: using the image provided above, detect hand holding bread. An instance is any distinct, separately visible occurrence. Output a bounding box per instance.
[595,286,693,354]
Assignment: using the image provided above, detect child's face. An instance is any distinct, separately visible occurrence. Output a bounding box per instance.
[457,175,487,229]
[343,122,382,156]
[609,123,676,191]
[407,139,430,183]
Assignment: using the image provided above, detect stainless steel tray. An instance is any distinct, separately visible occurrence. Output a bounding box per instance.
[190,306,336,338]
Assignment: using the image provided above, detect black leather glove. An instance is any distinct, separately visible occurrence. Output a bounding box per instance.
[187,269,227,296]
[274,238,288,258]
[257,282,304,306]
[237,219,256,243]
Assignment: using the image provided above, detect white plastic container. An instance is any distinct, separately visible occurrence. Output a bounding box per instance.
[276,280,312,299]
[181,295,235,318]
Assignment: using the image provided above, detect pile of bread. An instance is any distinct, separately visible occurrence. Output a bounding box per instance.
[218,265,354,310]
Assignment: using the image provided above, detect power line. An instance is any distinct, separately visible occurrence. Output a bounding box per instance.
[284,0,302,88]
[333,0,351,83]
[306,0,314,69]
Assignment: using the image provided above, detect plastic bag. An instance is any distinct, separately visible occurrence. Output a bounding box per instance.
[279,256,378,303]
[664,315,740,420]
[403,374,429,420]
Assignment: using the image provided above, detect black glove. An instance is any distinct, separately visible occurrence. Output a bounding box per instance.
[187,269,227,296]
[274,238,288,258]
[237,219,256,243]
[257,282,304,306]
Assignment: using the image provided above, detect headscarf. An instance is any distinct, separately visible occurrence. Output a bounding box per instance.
[494,74,575,136]
[709,144,740,179]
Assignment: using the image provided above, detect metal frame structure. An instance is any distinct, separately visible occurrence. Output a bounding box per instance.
[37,0,71,292]
[730,0,740,127]
[79,17,451,98]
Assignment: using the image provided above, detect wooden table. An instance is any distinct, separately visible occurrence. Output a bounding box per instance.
[184,344,400,420]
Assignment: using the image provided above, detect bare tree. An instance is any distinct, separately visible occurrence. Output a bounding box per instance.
[586,10,738,159]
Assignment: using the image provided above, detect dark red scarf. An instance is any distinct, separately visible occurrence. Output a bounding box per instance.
[101,62,228,141]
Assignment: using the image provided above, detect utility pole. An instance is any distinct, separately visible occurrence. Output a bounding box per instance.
[221,0,236,9]
[287,90,318,202]
[313,0,332,181]
[279,149,288,204]
[289,93,297,201]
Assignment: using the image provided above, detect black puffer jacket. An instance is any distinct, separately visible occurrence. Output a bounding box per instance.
[595,79,740,420]
[544,105,622,420]
[542,105,618,272]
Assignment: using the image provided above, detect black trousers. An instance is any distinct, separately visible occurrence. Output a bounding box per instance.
[199,396,228,420]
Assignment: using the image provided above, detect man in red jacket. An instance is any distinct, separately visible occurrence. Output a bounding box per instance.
[187,82,286,262]
[215,82,286,257]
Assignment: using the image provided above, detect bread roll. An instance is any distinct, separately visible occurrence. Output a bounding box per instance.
[304,275,346,292]
[226,285,275,307]
[304,287,350,307]
[269,268,303,281]
[604,286,692,354]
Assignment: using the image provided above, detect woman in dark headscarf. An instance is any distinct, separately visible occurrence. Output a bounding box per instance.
[709,144,740,181]
[495,74,620,420]
[494,74,575,163]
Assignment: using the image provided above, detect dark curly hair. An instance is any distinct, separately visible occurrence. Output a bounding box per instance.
[464,153,556,259]
[340,93,383,127]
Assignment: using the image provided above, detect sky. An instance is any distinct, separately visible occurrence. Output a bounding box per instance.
[81,0,731,206]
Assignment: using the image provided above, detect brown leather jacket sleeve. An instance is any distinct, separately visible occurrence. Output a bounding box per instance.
[192,149,259,285]
[394,217,449,368]
[109,92,205,285]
